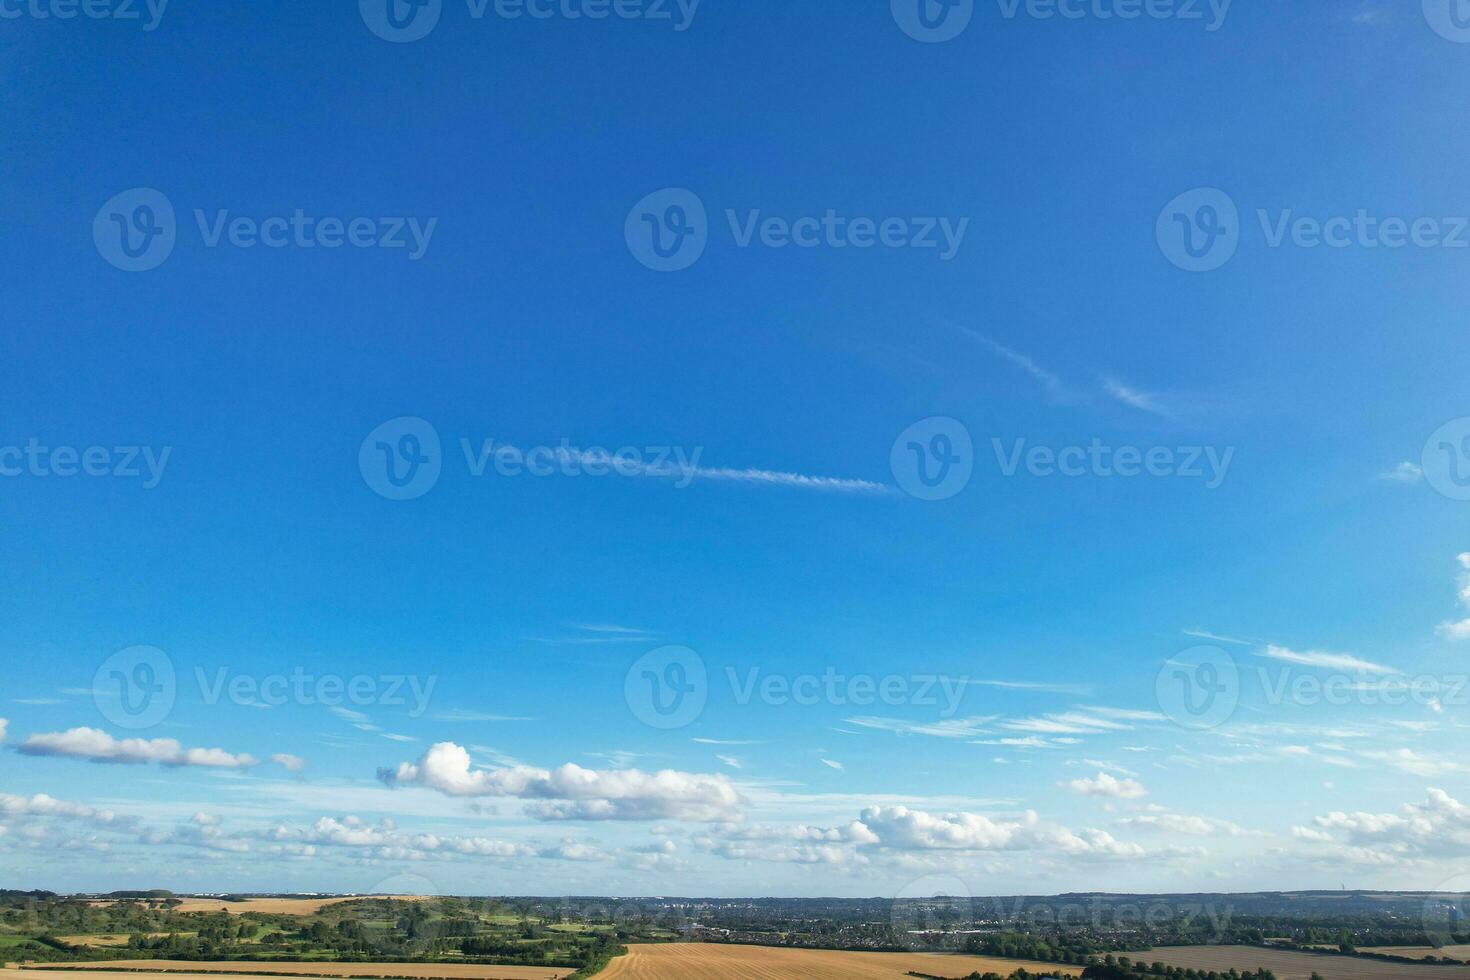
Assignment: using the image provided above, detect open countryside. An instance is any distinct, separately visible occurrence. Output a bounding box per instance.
[596,943,1084,979]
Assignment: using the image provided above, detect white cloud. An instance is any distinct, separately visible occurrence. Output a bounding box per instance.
[18,728,258,769]
[1296,788,1470,865]
[1437,553,1470,641]
[844,716,996,738]
[1063,772,1148,800]
[1259,645,1396,675]
[1119,813,1249,837]
[0,718,7,744]
[0,792,121,825]
[1103,377,1169,416]
[1380,461,1423,483]
[382,741,742,821]
[271,753,307,773]
[820,759,844,771]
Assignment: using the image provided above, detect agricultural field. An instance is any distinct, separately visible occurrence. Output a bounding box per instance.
[81,900,431,918]
[1126,945,1470,979]
[20,964,565,979]
[0,970,566,980]
[1359,945,1470,961]
[597,942,1084,979]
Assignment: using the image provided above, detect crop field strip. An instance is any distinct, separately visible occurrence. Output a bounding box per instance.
[596,942,1085,979]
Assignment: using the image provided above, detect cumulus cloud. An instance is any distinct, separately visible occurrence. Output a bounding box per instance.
[18,728,258,769]
[857,805,1145,859]
[1437,552,1470,641]
[381,741,742,821]
[271,753,307,772]
[1119,812,1250,837]
[1295,788,1470,866]
[1063,772,1148,800]
[0,792,121,826]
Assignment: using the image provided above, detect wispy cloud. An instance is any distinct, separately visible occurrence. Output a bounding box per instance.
[1259,644,1396,675]
[1182,627,1254,646]
[1103,377,1170,417]
[961,679,1093,695]
[844,716,996,738]
[1379,461,1423,484]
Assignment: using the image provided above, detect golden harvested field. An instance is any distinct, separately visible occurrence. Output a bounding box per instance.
[597,943,1083,979]
[1360,945,1470,961]
[54,937,170,948]
[14,966,564,980]
[2,967,566,980]
[1126,945,1470,979]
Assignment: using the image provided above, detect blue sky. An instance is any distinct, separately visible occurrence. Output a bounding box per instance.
[3,0,1470,896]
